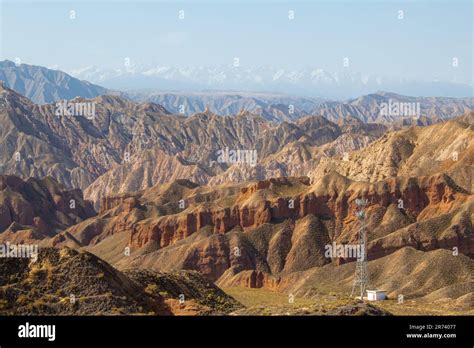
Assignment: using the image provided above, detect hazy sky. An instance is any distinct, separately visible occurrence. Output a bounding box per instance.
[0,0,472,83]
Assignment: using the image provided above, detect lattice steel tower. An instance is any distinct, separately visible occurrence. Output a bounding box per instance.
[351,198,369,299]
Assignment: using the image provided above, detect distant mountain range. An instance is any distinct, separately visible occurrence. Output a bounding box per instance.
[130,90,473,123]
[68,64,474,98]
[0,61,472,123]
[126,90,325,122]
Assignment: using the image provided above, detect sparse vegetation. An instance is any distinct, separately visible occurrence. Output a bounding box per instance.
[145,283,158,295]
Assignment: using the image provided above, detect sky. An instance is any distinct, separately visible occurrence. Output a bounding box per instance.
[0,0,472,84]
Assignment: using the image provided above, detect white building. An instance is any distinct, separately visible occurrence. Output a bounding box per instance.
[366,290,386,301]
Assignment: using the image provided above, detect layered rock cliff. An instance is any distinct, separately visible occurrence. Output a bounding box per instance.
[48,169,473,284]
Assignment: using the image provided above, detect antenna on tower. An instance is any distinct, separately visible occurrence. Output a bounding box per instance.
[351,198,369,299]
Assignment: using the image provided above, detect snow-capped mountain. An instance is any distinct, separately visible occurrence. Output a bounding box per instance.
[67,65,473,99]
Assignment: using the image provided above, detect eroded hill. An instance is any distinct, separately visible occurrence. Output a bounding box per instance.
[0,247,241,315]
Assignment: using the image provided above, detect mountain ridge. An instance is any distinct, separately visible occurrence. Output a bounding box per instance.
[0,60,114,104]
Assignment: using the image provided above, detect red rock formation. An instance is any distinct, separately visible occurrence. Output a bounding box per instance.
[123,173,471,255]
[54,173,471,286]
[217,270,281,290]
[100,194,141,214]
